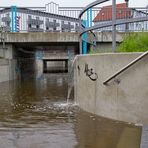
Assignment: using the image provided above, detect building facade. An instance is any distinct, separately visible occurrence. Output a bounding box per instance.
[0,5,80,32]
[93,3,148,32]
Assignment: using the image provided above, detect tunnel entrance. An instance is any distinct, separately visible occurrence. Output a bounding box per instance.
[18,58,36,79]
[43,59,68,73]
[13,42,79,78]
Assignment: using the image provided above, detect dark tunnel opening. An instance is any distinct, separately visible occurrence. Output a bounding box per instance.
[43,59,68,73]
[13,43,79,80]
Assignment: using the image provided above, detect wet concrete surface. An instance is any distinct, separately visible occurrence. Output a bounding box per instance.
[0,74,142,148]
[140,126,148,148]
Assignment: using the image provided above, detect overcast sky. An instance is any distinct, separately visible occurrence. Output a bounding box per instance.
[1,0,147,7]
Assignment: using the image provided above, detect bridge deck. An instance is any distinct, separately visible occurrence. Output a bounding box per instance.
[0,32,124,43]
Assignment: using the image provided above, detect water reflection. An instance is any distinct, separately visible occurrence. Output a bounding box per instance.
[0,74,141,148]
[75,111,141,148]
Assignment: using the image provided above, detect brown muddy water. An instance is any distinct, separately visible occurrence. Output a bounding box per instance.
[0,74,141,148]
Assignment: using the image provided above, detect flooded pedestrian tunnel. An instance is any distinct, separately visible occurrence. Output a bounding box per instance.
[0,63,142,148]
[0,43,142,148]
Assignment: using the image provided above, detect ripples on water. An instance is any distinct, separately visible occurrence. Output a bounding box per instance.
[0,74,76,128]
[0,74,142,148]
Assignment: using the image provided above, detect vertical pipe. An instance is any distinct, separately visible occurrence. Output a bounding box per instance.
[87,10,89,27]
[11,7,14,32]
[83,20,87,54]
[79,19,82,54]
[112,0,116,52]
[14,6,17,32]
[90,8,92,27]
[11,6,17,32]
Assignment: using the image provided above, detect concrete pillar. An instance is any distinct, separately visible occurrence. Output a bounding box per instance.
[35,59,43,79]
[0,44,14,59]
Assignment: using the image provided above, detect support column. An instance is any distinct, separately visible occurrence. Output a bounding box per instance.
[112,0,116,52]
[125,0,129,32]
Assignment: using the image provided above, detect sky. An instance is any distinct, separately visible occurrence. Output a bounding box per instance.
[0,0,147,7]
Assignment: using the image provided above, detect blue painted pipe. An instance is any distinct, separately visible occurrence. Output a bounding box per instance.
[83,20,87,54]
[11,6,17,32]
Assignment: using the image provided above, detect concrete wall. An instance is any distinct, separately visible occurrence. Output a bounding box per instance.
[3,32,124,43]
[0,59,18,82]
[0,44,14,59]
[91,42,120,52]
[74,53,148,124]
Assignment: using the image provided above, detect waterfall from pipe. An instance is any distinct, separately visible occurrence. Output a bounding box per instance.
[67,56,77,105]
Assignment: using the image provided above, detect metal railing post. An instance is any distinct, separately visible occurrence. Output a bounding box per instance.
[112,0,116,52]
[125,0,129,32]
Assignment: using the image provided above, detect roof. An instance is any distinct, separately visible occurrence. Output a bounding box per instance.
[93,3,132,22]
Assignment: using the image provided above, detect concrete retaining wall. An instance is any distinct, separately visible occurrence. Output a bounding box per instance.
[0,59,18,83]
[74,53,148,124]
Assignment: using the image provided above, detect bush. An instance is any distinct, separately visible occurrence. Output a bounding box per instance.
[117,32,148,52]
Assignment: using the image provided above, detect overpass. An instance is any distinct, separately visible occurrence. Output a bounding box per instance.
[0,31,125,59]
[0,31,125,77]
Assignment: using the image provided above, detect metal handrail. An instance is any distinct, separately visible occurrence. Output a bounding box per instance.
[80,16,148,36]
[103,51,148,85]
[78,0,109,19]
[78,0,109,54]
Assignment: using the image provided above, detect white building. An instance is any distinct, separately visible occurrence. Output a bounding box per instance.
[0,4,79,32]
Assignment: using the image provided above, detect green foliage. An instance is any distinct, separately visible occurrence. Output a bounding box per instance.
[88,46,98,54]
[89,48,97,54]
[117,32,148,52]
